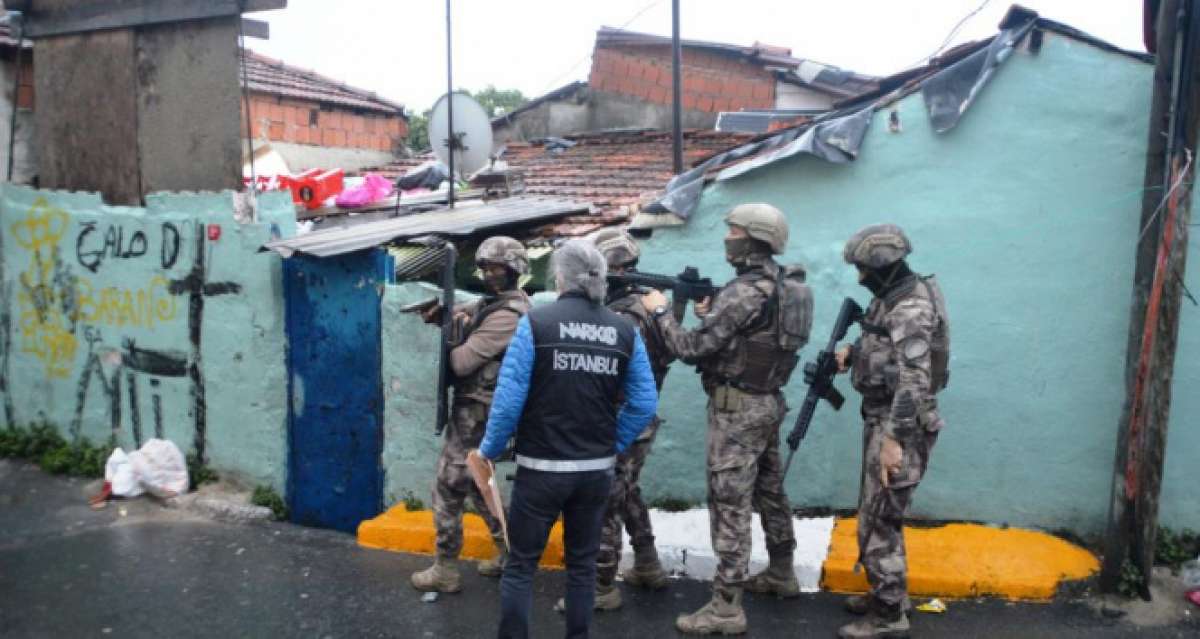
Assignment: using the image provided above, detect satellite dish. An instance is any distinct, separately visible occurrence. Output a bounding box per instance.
[429,92,494,178]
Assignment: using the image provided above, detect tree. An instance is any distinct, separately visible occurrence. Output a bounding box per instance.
[407,109,431,152]
[469,85,528,118]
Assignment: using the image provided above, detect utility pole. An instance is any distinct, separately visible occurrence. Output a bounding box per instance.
[445,0,455,209]
[671,0,682,175]
[1101,0,1200,598]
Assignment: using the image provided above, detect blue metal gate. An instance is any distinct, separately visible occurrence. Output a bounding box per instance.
[283,249,388,532]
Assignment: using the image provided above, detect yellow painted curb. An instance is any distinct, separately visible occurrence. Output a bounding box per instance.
[821,517,1099,600]
[357,504,566,569]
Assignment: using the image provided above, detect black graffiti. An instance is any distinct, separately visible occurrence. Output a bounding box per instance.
[76,221,181,273]
[160,223,180,270]
[168,232,241,465]
[71,329,191,448]
[0,231,13,428]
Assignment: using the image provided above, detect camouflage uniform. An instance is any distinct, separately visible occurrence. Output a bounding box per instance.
[595,288,674,588]
[843,224,949,624]
[656,254,810,593]
[432,288,532,559]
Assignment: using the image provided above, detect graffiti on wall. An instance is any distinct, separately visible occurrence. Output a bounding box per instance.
[3,196,241,463]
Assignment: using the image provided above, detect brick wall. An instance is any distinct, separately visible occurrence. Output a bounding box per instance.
[244,93,407,152]
[589,44,775,113]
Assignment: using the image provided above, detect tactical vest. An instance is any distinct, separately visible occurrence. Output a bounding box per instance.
[702,264,813,394]
[607,289,673,390]
[851,274,950,399]
[453,290,532,405]
[516,292,637,461]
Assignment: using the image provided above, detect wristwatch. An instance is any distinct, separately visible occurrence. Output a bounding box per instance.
[652,305,669,318]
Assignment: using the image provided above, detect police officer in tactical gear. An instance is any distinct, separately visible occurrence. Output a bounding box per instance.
[551,229,675,614]
[641,203,813,635]
[476,239,658,639]
[411,236,533,594]
[834,223,950,639]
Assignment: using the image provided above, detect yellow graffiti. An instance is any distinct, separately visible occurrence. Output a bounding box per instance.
[74,276,178,328]
[11,198,77,378]
[8,198,183,379]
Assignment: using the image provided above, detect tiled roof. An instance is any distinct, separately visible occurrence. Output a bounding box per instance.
[367,129,752,238]
[243,51,405,116]
[499,129,752,236]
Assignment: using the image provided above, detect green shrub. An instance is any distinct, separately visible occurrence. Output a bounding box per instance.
[251,485,288,521]
[0,424,108,478]
[186,452,218,489]
[1155,526,1200,572]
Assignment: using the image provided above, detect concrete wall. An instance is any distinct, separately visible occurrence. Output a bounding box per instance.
[375,31,1197,537]
[250,140,396,175]
[0,186,295,492]
[633,31,1180,536]
[493,88,715,144]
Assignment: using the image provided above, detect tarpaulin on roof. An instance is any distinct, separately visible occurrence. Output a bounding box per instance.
[921,16,1037,134]
[650,106,873,220]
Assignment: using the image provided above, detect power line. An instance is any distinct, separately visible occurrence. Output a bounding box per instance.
[535,0,666,96]
[902,0,993,70]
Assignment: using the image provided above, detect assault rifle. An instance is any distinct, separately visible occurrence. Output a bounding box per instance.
[399,241,459,437]
[782,296,864,476]
[606,267,716,321]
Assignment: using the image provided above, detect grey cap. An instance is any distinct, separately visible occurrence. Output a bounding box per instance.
[592,228,641,268]
[475,236,529,275]
[725,203,788,254]
[843,223,912,268]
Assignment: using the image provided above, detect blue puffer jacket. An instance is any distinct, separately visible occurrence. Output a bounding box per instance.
[479,314,657,460]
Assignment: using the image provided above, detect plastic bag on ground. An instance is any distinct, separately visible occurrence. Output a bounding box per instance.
[336,173,394,208]
[104,439,190,498]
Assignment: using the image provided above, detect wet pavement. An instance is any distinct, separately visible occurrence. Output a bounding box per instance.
[1,459,1196,638]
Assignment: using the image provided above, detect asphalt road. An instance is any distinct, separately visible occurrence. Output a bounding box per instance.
[1,460,1195,638]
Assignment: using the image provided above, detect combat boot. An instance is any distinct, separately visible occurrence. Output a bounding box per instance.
[553,584,623,613]
[410,557,462,593]
[845,594,913,615]
[743,552,799,598]
[477,547,506,578]
[622,545,668,589]
[675,586,747,635]
[837,608,910,638]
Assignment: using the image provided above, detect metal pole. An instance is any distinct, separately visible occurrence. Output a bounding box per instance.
[445,0,455,209]
[671,0,683,174]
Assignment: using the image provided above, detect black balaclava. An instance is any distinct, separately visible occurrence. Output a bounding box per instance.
[481,265,517,296]
[858,260,914,298]
[605,261,638,304]
[725,237,771,271]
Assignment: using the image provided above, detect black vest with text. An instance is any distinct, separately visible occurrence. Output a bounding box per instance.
[517,292,637,461]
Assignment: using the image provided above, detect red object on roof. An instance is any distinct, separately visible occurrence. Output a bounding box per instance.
[243,51,406,117]
[279,168,346,210]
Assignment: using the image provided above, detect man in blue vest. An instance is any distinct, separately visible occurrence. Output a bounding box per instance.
[474,239,658,639]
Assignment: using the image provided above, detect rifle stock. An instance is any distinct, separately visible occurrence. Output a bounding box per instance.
[782,296,864,476]
[435,244,458,436]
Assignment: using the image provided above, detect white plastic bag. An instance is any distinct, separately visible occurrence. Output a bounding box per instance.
[104,439,190,498]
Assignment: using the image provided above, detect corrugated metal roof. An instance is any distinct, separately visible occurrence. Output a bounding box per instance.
[263,195,592,258]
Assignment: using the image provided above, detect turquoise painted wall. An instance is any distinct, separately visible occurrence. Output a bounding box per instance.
[377,33,1195,536]
[635,31,1169,536]
[1160,186,1200,531]
[0,186,294,492]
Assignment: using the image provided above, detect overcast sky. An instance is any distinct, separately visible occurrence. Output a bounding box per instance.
[252,0,1146,115]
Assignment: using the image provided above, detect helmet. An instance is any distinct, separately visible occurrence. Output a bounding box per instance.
[843,224,912,269]
[592,228,640,269]
[475,236,529,275]
[725,203,788,254]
